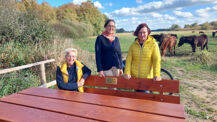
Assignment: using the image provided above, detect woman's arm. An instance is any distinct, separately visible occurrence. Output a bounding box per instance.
[116,37,123,69]
[95,36,103,72]
[81,64,91,80]
[124,44,133,75]
[56,66,78,91]
[151,42,161,77]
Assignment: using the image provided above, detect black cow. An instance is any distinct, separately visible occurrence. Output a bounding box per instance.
[178,35,208,52]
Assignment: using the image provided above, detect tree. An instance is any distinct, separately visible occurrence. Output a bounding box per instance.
[200,22,211,30]
[169,24,181,31]
[77,1,106,35]
[116,28,125,33]
[210,21,217,29]
[56,3,79,22]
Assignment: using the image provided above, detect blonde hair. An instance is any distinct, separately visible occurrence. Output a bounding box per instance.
[65,48,77,57]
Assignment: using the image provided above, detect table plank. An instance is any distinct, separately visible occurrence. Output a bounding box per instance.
[0,101,98,122]
[19,87,185,119]
[0,94,185,122]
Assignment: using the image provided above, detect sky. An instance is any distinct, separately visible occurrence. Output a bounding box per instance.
[37,0,217,31]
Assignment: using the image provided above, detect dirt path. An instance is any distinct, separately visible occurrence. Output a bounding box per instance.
[169,65,217,122]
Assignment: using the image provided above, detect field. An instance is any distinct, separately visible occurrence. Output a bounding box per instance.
[73,30,217,122]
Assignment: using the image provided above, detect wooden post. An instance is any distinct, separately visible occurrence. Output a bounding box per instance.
[39,64,46,85]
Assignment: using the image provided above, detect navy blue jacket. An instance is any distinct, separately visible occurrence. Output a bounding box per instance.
[95,35,122,72]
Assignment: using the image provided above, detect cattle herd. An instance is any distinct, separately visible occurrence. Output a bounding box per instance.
[151,30,216,57]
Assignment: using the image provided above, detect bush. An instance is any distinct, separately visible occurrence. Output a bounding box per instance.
[52,20,94,39]
[0,70,41,97]
[0,2,53,44]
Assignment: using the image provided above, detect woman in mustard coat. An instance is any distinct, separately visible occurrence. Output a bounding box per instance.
[124,23,161,81]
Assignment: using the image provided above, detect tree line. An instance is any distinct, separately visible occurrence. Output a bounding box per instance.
[0,0,108,44]
[169,21,217,31]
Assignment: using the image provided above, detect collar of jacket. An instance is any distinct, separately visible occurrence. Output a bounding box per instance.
[135,35,153,45]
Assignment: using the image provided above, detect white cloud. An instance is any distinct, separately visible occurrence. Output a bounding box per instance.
[94,1,104,9]
[113,7,138,17]
[110,0,217,17]
[150,12,162,18]
[173,11,193,18]
[72,0,87,5]
[136,0,143,4]
[108,2,112,7]
[164,14,176,20]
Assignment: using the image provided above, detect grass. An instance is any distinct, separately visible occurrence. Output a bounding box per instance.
[73,31,217,121]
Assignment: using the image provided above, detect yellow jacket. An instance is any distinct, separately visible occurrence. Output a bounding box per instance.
[57,60,84,92]
[124,35,161,78]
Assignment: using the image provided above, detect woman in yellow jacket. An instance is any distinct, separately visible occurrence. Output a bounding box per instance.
[124,23,161,82]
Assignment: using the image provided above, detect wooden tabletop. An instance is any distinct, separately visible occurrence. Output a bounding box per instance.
[0,87,185,122]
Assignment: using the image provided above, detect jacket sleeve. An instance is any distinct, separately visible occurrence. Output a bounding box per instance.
[81,64,91,80]
[116,37,123,69]
[151,42,161,77]
[95,36,103,72]
[124,44,133,75]
[56,66,78,91]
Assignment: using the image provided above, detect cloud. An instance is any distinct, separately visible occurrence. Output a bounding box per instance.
[110,0,217,17]
[173,11,193,18]
[94,1,104,9]
[195,5,217,17]
[72,0,87,5]
[72,0,104,9]
[113,7,138,17]
[136,0,143,4]
[150,12,162,18]
[108,2,112,7]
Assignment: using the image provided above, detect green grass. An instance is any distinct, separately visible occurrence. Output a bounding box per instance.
[74,32,217,75]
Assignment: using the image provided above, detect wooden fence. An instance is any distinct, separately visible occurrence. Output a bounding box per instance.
[0,59,56,88]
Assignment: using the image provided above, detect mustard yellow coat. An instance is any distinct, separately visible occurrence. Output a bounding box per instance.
[124,35,161,78]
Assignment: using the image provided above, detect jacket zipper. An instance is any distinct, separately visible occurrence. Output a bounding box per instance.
[138,42,144,78]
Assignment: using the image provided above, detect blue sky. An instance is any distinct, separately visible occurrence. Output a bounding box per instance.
[38,0,217,31]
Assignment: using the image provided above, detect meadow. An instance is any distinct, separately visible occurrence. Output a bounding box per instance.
[0,30,216,121]
[74,30,217,122]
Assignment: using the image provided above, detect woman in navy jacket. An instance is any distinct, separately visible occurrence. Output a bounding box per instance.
[95,19,123,77]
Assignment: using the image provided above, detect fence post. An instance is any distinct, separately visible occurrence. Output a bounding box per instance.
[39,64,47,85]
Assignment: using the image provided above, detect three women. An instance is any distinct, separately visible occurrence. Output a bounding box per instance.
[56,21,161,92]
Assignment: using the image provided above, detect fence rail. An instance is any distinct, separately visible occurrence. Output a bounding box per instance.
[0,59,55,87]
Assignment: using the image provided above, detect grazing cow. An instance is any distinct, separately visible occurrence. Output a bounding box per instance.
[152,33,177,46]
[178,34,208,52]
[192,30,195,33]
[152,34,163,42]
[199,31,204,34]
[160,35,177,56]
[212,32,216,38]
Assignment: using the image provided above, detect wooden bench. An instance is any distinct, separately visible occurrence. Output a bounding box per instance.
[84,75,180,104]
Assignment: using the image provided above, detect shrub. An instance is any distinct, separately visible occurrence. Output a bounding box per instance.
[0,70,41,97]
[0,1,53,44]
[52,20,94,39]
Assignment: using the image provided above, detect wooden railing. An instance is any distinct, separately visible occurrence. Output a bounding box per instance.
[0,59,56,88]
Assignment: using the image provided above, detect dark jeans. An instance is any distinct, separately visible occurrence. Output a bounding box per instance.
[135,90,153,93]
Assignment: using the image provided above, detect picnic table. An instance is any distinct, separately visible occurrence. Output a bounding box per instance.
[0,87,185,122]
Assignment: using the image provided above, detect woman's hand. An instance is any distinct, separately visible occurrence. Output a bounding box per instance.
[78,78,85,87]
[153,76,161,81]
[98,71,105,77]
[119,69,123,75]
[124,74,131,80]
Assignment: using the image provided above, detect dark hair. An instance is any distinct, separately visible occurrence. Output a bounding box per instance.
[104,19,115,28]
[134,23,151,36]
